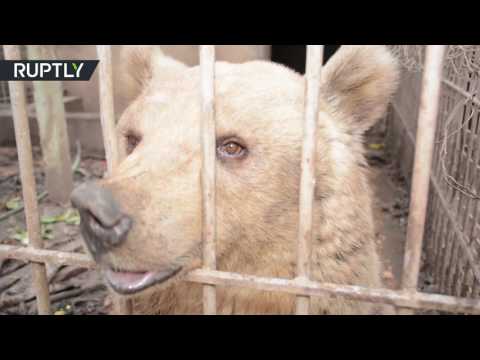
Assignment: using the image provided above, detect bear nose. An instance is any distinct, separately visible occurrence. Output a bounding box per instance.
[71,182,133,259]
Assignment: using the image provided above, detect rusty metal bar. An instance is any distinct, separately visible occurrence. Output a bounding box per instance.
[1,244,479,314]
[296,45,324,314]
[199,45,217,315]
[96,45,131,315]
[3,45,51,315]
[186,269,480,314]
[0,244,95,268]
[96,45,119,174]
[401,46,447,313]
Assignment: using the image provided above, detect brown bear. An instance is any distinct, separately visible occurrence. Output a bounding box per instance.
[71,45,399,315]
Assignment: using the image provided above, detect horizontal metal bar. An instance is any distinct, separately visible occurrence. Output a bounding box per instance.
[63,113,102,121]
[185,269,480,314]
[0,245,95,269]
[1,245,479,314]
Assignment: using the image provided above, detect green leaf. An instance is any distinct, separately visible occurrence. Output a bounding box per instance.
[43,233,54,240]
[63,209,81,226]
[5,197,22,211]
[41,215,62,225]
[41,224,54,240]
[40,209,80,226]
[12,229,29,245]
[368,143,385,151]
[9,223,55,244]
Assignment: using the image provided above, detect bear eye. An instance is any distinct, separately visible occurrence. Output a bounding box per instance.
[217,139,247,159]
[126,133,141,155]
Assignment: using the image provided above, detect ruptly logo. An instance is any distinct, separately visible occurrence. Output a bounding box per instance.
[0,60,99,81]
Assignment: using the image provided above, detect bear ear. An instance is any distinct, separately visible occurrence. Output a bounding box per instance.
[320,45,400,133]
[117,45,188,104]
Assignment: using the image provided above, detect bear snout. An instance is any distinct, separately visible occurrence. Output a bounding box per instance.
[71,182,133,260]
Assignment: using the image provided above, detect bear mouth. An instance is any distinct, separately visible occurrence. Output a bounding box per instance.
[103,266,183,295]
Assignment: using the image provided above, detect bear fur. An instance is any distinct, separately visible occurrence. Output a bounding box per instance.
[97,45,399,314]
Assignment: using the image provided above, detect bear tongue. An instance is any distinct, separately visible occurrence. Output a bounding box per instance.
[105,269,153,290]
[103,266,182,295]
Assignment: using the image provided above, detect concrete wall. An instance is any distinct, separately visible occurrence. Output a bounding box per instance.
[55,45,272,114]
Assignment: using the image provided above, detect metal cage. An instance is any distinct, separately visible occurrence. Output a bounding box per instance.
[1,45,479,315]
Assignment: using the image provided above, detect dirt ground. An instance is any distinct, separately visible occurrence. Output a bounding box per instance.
[0,147,109,315]
[0,127,414,315]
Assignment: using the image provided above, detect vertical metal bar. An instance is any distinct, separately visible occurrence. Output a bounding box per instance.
[401,46,447,312]
[296,45,324,315]
[96,45,131,315]
[200,45,217,315]
[3,45,50,315]
[96,45,119,174]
